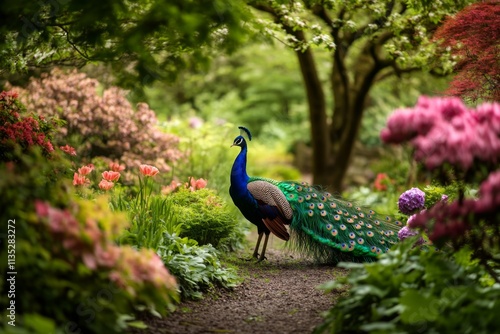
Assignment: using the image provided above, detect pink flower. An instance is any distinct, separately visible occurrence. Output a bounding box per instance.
[162,180,182,194]
[73,172,90,186]
[139,164,159,177]
[77,164,94,176]
[60,144,77,156]
[188,177,207,191]
[98,179,114,190]
[109,161,125,172]
[102,171,121,182]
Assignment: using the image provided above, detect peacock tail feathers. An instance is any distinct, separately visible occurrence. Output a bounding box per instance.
[249,177,402,263]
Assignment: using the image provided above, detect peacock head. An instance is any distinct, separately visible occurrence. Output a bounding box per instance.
[231,126,252,148]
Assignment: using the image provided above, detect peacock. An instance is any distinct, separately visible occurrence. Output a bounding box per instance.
[229,126,402,263]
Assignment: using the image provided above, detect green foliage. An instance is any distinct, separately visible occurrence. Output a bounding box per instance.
[158,233,240,300]
[169,188,245,252]
[0,146,178,334]
[0,0,252,88]
[316,242,500,334]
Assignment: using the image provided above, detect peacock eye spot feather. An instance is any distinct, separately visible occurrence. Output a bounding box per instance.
[343,211,349,216]
[366,223,372,229]
[354,224,361,230]
[331,229,338,236]
[367,214,372,219]
[308,203,315,209]
[395,221,402,226]
[301,181,308,186]
[288,194,295,199]
[346,202,353,208]
[296,185,303,191]
[311,193,317,198]
[340,224,346,231]
[347,244,355,251]
[351,215,358,219]
[358,213,365,218]
[357,238,364,244]
[346,218,354,223]
[369,210,375,214]
[330,202,337,208]
[317,203,324,209]
[349,240,356,246]
[367,231,374,237]
[376,248,382,254]
[326,224,333,231]
[370,246,377,253]
[325,192,332,198]
[307,210,314,217]
[356,207,361,211]
[349,232,356,239]
[320,210,327,217]
[385,216,392,221]
[334,215,341,221]
[374,220,380,225]
[321,196,327,202]
[305,194,311,200]
[341,243,348,250]
[298,196,304,203]
[358,221,364,226]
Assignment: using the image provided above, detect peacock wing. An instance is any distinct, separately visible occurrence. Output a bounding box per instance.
[247,180,293,241]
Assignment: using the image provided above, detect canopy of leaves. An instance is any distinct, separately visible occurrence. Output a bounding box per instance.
[0,0,251,86]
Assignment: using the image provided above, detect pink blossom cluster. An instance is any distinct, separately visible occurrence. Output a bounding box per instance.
[0,90,54,155]
[35,200,177,296]
[409,171,500,243]
[162,177,208,194]
[381,96,500,170]
[9,69,184,174]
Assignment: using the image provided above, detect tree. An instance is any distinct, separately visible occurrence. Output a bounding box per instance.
[0,0,251,87]
[249,0,474,190]
[433,1,500,102]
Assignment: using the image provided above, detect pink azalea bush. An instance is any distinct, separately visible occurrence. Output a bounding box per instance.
[35,198,178,298]
[381,96,500,170]
[9,68,184,175]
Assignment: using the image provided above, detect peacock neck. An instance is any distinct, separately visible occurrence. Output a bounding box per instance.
[231,145,250,191]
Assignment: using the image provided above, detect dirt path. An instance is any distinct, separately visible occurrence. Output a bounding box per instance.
[133,246,348,334]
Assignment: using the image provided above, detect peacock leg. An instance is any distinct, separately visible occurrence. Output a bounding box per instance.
[252,232,264,259]
[257,233,270,263]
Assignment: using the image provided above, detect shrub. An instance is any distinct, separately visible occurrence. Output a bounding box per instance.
[168,187,245,252]
[0,94,178,333]
[315,242,500,334]
[158,233,239,300]
[10,68,184,179]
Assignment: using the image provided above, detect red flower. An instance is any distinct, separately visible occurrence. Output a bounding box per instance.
[102,171,121,182]
[187,177,208,191]
[373,173,389,191]
[60,144,77,156]
[139,164,159,177]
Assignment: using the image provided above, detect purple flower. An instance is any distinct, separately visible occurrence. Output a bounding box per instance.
[441,194,449,202]
[398,187,425,215]
[398,225,419,240]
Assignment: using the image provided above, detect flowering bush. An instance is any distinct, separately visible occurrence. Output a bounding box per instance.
[381,96,500,171]
[382,96,500,282]
[10,68,184,176]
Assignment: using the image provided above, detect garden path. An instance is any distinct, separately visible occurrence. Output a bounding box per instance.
[132,240,348,334]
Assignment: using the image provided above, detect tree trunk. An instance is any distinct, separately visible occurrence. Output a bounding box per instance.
[292,31,330,186]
